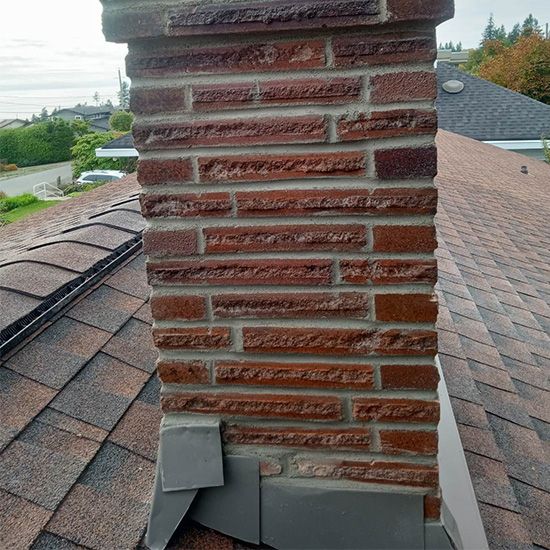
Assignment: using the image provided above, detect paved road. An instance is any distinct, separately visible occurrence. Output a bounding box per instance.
[0,162,73,197]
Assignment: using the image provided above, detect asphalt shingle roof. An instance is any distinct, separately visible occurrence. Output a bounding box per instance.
[436,63,550,141]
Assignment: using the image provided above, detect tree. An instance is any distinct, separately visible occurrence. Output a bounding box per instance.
[71,132,129,177]
[478,35,550,104]
[71,119,91,138]
[522,14,542,37]
[93,92,101,106]
[482,14,498,42]
[508,23,522,44]
[118,80,131,110]
[109,111,134,132]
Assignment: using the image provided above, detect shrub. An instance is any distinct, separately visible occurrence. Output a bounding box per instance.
[109,111,134,132]
[0,193,38,213]
[0,163,18,172]
[71,132,131,178]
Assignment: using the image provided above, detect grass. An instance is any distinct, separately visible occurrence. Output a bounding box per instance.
[0,199,63,224]
[0,161,71,181]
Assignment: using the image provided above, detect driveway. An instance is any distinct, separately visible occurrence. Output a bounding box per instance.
[0,162,73,197]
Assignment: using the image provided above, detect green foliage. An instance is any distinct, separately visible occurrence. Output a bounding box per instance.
[71,132,129,177]
[0,119,75,167]
[0,193,38,213]
[439,41,463,52]
[71,119,91,138]
[109,111,134,132]
[118,80,131,110]
[543,137,550,163]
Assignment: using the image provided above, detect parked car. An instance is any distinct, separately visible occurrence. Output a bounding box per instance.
[76,170,126,185]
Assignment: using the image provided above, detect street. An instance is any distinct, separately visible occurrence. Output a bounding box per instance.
[0,162,73,197]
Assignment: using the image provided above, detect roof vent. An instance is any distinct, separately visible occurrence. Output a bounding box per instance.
[442,80,465,94]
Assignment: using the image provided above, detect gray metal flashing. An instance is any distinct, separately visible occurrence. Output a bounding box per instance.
[260,481,424,549]
[424,523,454,550]
[159,418,224,491]
[189,456,260,544]
[436,356,489,550]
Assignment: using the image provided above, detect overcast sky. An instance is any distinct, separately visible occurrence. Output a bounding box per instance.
[0,0,548,120]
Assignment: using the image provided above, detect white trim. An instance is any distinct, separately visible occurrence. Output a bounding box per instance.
[95,147,139,158]
[483,140,543,150]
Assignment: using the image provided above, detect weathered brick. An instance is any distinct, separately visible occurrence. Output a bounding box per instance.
[424,494,441,519]
[260,460,283,476]
[126,40,325,77]
[147,259,333,286]
[131,87,186,115]
[143,229,198,257]
[166,1,380,35]
[192,82,256,110]
[150,295,207,321]
[338,109,437,141]
[236,187,436,217]
[140,193,232,218]
[137,159,193,185]
[223,425,371,449]
[386,0,454,23]
[212,292,369,319]
[370,71,437,104]
[333,33,436,67]
[340,259,437,284]
[380,364,439,390]
[204,224,366,253]
[375,293,438,322]
[375,146,437,180]
[134,116,327,150]
[153,327,232,350]
[102,8,164,43]
[242,327,438,356]
[157,360,210,384]
[294,458,438,487]
[199,152,365,182]
[353,397,439,423]
[161,392,343,420]
[215,360,374,389]
[379,430,438,455]
[373,225,437,253]
[340,259,438,284]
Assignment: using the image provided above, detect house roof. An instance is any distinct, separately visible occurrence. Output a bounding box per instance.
[0,119,29,130]
[436,63,550,142]
[0,131,549,549]
[102,132,135,150]
[57,106,115,117]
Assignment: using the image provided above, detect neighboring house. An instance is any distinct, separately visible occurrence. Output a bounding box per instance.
[437,63,550,159]
[54,105,116,133]
[0,132,548,549]
[436,49,470,66]
[0,118,30,130]
[95,132,137,158]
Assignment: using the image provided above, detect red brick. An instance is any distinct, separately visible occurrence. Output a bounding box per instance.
[223,425,371,449]
[424,494,441,519]
[375,146,437,180]
[376,293,438,322]
[260,460,283,476]
[215,360,374,389]
[166,1,380,35]
[370,71,437,104]
[153,327,232,350]
[236,187,436,217]
[157,360,210,384]
[380,364,439,390]
[150,295,207,321]
[380,430,438,455]
[373,225,437,253]
[126,40,325,77]
[295,458,438,488]
[386,0,454,23]
[137,159,193,185]
[192,82,256,110]
[243,327,438,356]
[147,259,333,286]
[204,224,366,253]
[353,397,440,423]
[338,109,437,141]
[212,292,369,319]
[133,116,326,149]
[143,229,198,257]
[340,259,437,284]
[333,33,436,67]
[140,193,232,218]
[161,392,343,420]
[199,152,365,182]
[131,87,187,115]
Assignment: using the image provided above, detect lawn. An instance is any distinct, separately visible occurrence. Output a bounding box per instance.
[0,199,63,224]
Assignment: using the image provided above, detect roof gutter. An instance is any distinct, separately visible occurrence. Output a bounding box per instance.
[96,147,139,158]
[483,140,544,150]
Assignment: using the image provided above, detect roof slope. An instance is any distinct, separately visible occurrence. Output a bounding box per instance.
[0,131,549,549]
[436,63,550,141]
[436,130,550,549]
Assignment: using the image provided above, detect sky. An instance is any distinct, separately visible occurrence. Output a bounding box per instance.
[0,0,548,120]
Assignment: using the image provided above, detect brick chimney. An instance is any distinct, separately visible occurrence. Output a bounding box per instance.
[101,1,454,548]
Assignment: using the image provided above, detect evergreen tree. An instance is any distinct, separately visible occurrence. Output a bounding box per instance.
[508,23,522,44]
[521,14,542,37]
[117,81,131,111]
[482,14,497,42]
[93,92,101,106]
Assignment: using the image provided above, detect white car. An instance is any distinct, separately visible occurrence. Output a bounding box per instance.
[76,170,126,185]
